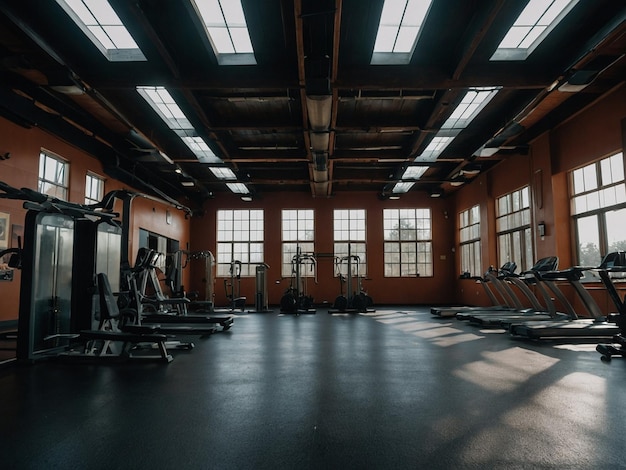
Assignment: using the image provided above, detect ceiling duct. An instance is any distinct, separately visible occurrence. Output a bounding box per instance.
[310,131,330,152]
[306,95,332,131]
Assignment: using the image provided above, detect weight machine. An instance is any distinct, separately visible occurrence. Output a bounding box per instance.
[223,259,246,312]
[280,246,316,314]
[1,180,202,363]
[253,263,271,313]
[329,244,374,314]
[130,248,232,331]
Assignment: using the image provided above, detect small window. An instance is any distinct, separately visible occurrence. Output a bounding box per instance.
[496,186,532,270]
[459,205,481,276]
[38,151,69,200]
[85,173,104,205]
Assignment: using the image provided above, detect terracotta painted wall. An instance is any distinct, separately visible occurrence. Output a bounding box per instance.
[189,190,457,307]
[453,83,626,310]
[1,84,624,316]
[0,117,190,322]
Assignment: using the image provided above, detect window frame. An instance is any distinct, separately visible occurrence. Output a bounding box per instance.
[85,172,105,205]
[570,152,626,267]
[281,209,315,277]
[333,209,367,276]
[495,186,533,271]
[216,209,264,277]
[459,205,481,277]
[38,150,69,201]
[383,208,433,277]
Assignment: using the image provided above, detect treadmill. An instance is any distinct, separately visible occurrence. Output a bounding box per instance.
[596,252,626,360]
[464,257,571,326]
[509,252,624,340]
[431,262,518,318]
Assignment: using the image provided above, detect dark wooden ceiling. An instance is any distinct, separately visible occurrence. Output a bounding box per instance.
[0,0,624,209]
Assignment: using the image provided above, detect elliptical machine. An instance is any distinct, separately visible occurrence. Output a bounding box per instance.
[330,244,373,313]
[280,246,316,314]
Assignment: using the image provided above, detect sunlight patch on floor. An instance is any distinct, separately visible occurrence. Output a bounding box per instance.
[453,347,559,393]
[432,333,484,347]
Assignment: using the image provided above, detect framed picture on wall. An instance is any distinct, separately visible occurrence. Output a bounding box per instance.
[0,212,9,250]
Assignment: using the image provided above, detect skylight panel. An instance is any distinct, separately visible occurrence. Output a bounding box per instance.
[210,167,237,180]
[415,136,454,162]
[491,0,579,61]
[181,137,221,163]
[137,86,221,163]
[392,182,416,194]
[226,182,250,194]
[136,86,193,131]
[442,87,500,130]
[371,0,433,65]
[56,0,146,61]
[191,0,256,65]
[402,166,428,180]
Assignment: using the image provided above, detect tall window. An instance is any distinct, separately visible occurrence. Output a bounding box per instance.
[383,208,432,277]
[571,152,626,266]
[38,151,69,200]
[282,209,315,277]
[459,205,481,276]
[216,209,264,276]
[334,209,367,276]
[496,186,532,271]
[85,173,104,205]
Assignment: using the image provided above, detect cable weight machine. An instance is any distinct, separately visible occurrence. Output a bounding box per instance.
[224,259,246,312]
[330,244,374,314]
[280,246,317,314]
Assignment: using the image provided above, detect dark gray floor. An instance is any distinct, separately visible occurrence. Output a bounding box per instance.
[1,307,625,469]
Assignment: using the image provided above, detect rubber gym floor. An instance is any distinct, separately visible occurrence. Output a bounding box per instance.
[1,307,625,469]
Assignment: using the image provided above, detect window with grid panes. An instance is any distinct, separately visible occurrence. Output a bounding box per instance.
[383,208,432,277]
[333,209,367,276]
[282,209,315,277]
[570,152,626,267]
[216,209,264,277]
[459,205,481,276]
[38,151,69,200]
[496,186,532,271]
[85,173,104,205]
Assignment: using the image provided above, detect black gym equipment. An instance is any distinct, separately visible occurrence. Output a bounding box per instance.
[223,259,246,312]
[122,248,226,337]
[508,252,623,341]
[252,263,272,313]
[1,179,195,363]
[595,252,626,361]
[329,245,374,314]
[280,246,316,314]
[463,257,575,326]
[431,262,518,318]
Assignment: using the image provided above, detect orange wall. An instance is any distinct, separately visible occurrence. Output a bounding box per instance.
[0,118,190,322]
[1,83,624,315]
[453,83,626,309]
[190,191,456,307]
